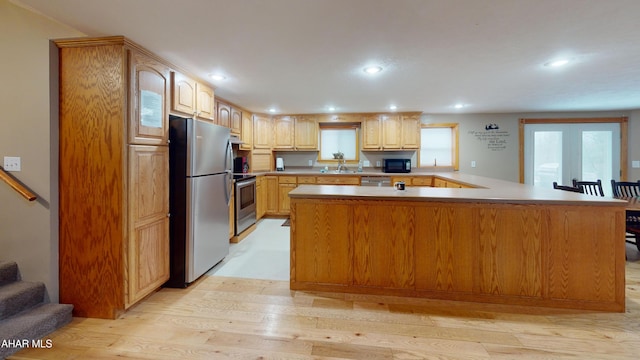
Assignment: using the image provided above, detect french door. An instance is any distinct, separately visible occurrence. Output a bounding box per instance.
[524,122,621,196]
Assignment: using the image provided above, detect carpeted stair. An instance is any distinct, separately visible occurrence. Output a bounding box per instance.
[0,261,73,359]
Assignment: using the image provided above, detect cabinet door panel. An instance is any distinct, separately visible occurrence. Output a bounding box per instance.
[127,145,169,306]
[231,107,242,135]
[381,114,401,149]
[130,51,170,145]
[217,101,231,128]
[196,83,215,121]
[171,72,196,116]
[362,115,381,150]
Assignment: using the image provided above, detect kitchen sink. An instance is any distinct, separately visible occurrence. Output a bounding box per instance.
[332,169,356,174]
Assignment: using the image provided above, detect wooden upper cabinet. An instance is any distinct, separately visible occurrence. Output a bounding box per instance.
[401,114,420,149]
[381,114,402,150]
[231,107,242,135]
[217,101,231,128]
[273,116,295,149]
[362,115,382,150]
[129,51,170,146]
[240,112,253,150]
[171,72,196,116]
[196,83,215,121]
[170,71,215,122]
[253,114,272,149]
[294,115,318,150]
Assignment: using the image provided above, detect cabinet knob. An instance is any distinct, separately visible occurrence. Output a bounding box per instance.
[167,139,171,144]
[167,213,171,218]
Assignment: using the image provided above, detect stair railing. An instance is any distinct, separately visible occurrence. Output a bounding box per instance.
[0,166,37,201]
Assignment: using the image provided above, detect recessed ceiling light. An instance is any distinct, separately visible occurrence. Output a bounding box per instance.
[328,107,336,112]
[209,74,226,81]
[454,104,465,109]
[544,59,570,67]
[364,66,383,74]
[389,105,397,110]
[268,108,277,113]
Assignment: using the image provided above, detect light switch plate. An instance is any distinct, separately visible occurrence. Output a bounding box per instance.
[471,160,476,168]
[3,156,21,171]
[363,160,370,167]
[308,159,313,166]
[633,160,640,168]
[376,161,381,167]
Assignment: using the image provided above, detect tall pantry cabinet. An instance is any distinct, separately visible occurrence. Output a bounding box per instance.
[57,36,170,319]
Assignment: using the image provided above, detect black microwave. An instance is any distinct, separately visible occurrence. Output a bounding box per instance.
[382,158,411,173]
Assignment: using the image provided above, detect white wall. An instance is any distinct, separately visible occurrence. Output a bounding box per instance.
[423,110,637,182]
[0,0,83,302]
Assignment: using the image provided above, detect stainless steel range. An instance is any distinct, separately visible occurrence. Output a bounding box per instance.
[234,175,257,235]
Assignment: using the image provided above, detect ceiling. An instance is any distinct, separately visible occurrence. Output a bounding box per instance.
[12,0,640,115]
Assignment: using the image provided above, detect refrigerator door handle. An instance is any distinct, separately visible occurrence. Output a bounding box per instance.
[224,140,233,206]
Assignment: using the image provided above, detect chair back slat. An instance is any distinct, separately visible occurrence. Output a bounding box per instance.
[610,180,640,197]
[572,179,604,196]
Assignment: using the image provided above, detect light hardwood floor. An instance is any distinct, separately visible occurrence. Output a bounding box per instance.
[10,226,640,359]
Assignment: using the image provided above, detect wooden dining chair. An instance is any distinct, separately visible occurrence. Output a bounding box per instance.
[552,182,584,193]
[610,180,640,197]
[572,179,604,196]
[611,180,640,252]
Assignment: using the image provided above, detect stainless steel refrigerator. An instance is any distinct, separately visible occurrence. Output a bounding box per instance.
[166,116,232,287]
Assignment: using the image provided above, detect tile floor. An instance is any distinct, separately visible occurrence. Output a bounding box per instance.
[206,218,291,280]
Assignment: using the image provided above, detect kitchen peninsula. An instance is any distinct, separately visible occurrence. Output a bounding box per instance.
[288,173,627,312]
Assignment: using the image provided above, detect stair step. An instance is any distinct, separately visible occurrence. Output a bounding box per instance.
[0,303,73,359]
[0,281,45,320]
[0,261,18,285]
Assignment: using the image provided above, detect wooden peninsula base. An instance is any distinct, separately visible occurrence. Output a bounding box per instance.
[289,183,626,312]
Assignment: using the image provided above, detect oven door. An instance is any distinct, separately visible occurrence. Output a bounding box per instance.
[235,178,257,235]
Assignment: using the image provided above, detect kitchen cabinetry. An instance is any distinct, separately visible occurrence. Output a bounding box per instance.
[273,116,295,149]
[57,37,170,318]
[297,176,317,184]
[127,145,170,306]
[381,114,402,149]
[278,176,297,214]
[216,100,230,128]
[253,114,272,150]
[433,177,471,188]
[170,71,215,122]
[129,51,171,145]
[401,114,421,149]
[294,115,318,150]
[362,115,382,150]
[272,115,318,150]
[231,107,242,136]
[363,113,422,150]
[256,176,266,219]
[315,176,360,185]
[265,176,279,214]
[240,112,253,150]
[391,176,433,187]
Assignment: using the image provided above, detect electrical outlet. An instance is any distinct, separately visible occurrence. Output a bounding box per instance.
[3,156,21,171]
[363,160,370,167]
[308,159,313,166]
[471,160,476,168]
[376,161,381,167]
[633,160,640,168]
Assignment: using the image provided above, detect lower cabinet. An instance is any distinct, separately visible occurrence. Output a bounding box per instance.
[127,145,170,307]
[256,176,267,219]
[265,176,279,214]
[278,176,297,215]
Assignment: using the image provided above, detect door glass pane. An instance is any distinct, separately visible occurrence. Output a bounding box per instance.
[533,131,562,187]
[582,130,613,196]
